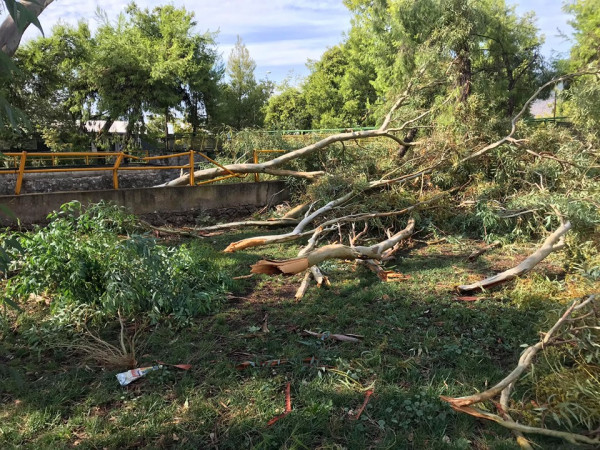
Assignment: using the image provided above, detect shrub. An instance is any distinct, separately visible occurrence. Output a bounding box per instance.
[6,201,229,322]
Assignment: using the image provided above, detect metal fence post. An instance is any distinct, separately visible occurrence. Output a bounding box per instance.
[15,151,27,195]
[189,150,195,186]
[254,150,259,182]
[113,153,124,190]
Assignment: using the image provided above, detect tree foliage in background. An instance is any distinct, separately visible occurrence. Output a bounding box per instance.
[1,2,222,149]
[266,0,549,131]
[218,36,272,129]
[561,0,600,133]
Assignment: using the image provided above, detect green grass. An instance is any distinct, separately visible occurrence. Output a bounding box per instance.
[0,231,584,449]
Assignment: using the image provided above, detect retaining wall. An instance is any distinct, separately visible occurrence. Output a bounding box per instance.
[0,181,289,227]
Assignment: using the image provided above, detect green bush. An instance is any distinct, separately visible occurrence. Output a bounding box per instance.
[6,201,229,321]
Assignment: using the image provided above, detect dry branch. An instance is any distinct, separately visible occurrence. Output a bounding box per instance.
[138,220,206,238]
[467,240,501,261]
[251,218,415,276]
[224,174,446,253]
[457,222,570,293]
[295,271,311,300]
[441,295,598,447]
[193,218,299,233]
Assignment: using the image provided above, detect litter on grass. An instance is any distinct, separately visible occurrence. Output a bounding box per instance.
[116,362,192,386]
[303,330,364,342]
[117,365,162,386]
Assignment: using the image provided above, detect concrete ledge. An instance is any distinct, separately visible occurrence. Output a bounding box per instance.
[0,181,289,226]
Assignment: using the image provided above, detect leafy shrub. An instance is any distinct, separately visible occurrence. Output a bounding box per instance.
[6,201,229,321]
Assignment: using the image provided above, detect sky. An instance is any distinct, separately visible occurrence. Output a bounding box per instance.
[8,0,575,85]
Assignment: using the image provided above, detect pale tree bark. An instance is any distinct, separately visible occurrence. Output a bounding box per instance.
[251,218,415,276]
[441,295,598,447]
[223,177,451,253]
[158,75,431,187]
[457,222,570,293]
[0,0,54,57]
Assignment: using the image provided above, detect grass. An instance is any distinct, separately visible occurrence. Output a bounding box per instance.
[0,229,586,449]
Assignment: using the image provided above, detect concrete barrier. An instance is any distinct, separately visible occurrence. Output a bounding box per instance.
[0,181,289,226]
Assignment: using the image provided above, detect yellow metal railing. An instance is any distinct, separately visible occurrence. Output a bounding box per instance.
[0,149,287,195]
[253,149,285,182]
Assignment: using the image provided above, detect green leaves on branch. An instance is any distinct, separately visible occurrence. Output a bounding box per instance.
[4,201,230,321]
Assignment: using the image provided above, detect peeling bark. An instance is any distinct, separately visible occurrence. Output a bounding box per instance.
[251,218,415,276]
[457,222,570,293]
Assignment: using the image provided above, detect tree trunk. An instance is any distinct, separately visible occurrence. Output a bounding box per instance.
[457,46,472,103]
[397,128,417,159]
[164,108,169,153]
[0,0,55,57]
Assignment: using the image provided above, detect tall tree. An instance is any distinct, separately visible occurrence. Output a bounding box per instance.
[561,0,600,132]
[264,84,311,130]
[5,2,222,149]
[565,0,600,67]
[220,36,272,129]
[344,0,546,118]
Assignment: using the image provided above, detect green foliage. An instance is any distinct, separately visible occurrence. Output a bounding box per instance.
[521,295,600,433]
[215,36,273,129]
[565,0,600,68]
[4,201,228,321]
[1,237,567,448]
[303,45,377,128]
[2,2,222,149]
[264,85,311,130]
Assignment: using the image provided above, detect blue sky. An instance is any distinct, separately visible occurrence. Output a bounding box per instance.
[12,0,574,84]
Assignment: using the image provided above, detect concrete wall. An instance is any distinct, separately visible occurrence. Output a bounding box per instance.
[0,159,195,195]
[0,181,289,227]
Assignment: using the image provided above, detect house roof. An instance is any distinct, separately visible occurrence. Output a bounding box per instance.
[84,120,130,134]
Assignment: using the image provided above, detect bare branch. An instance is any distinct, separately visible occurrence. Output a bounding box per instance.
[457,222,571,293]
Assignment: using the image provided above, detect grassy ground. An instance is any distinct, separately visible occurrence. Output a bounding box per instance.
[0,230,584,449]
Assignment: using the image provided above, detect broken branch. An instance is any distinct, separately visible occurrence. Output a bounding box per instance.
[457,222,570,293]
[250,219,415,276]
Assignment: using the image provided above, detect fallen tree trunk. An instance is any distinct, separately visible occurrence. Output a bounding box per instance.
[224,191,356,252]
[457,222,571,293]
[223,172,445,253]
[251,218,415,276]
[159,75,432,188]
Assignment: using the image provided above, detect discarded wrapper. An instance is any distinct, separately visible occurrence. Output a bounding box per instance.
[116,365,163,386]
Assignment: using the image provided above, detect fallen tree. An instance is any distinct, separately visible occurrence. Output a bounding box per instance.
[151,66,599,303]
[251,218,415,276]
[158,74,434,187]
